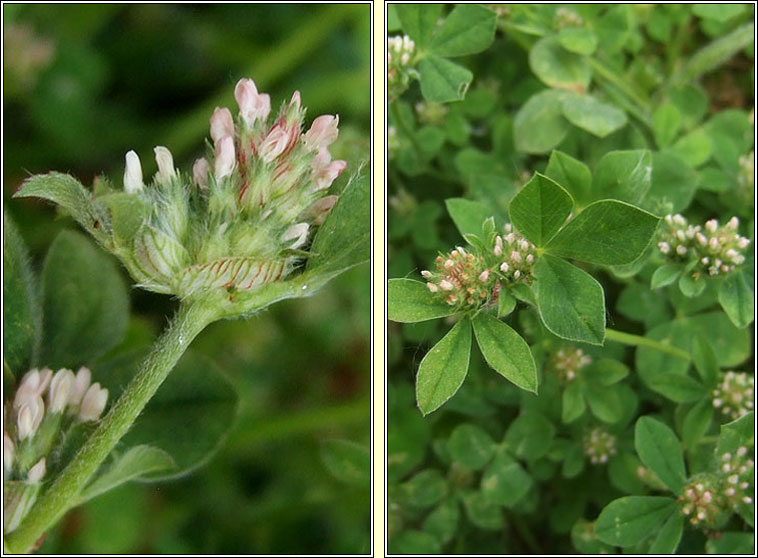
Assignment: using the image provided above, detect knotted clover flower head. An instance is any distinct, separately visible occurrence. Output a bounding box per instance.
[551,346,592,383]
[712,371,754,420]
[420,223,537,312]
[657,214,750,277]
[388,35,417,101]
[582,426,616,465]
[119,78,346,298]
[4,367,107,533]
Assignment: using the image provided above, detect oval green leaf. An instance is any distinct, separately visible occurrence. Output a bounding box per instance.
[594,496,677,547]
[416,319,472,415]
[508,172,574,247]
[634,416,686,494]
[419,55,472,103]
[534,255,606,345]
[388,278,457,323]
[545,200,660,266]
[472,313,538,393]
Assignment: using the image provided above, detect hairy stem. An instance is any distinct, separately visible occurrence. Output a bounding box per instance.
[605,328,691,361]
[5,299,218,554]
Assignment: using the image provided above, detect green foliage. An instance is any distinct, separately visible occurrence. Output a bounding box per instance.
[389,3,753,554]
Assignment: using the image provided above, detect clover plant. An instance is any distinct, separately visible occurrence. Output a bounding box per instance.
[5,77,368,553]
[387,3,754,554]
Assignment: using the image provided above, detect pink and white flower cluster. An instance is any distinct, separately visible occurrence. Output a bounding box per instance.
[120,78,347,297]
[4,367,107,484]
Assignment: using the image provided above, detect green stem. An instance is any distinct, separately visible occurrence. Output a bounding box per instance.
[5,299,218,554]
[605,328,691,361]
[389,101,424,164]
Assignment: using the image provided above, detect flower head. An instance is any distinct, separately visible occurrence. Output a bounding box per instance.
[107,78,346,298]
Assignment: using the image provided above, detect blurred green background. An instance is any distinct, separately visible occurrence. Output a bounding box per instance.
[4,3,371,554]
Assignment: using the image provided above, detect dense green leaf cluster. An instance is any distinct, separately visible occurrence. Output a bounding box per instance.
[388,3,754,554]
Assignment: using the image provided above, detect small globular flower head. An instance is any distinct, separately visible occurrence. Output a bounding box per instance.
[210,107,235,144]
[48,368,75,413]
[27,457,46,483]
[583,426,616,465]
[79,383,108,422]
[678,473,729,529]
[235,78,271,127]
[552,346,592,383]
[712,371,754,420]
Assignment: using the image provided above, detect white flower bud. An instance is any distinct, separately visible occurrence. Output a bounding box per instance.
[727,217,739,230]
[705,219,718,232]
[154,146,177,181]
[444,259,454,269]
[234,78,271,127]
[79,383,108,422]
[525,254,534,264]
[439,280,454,291]
[303,115,339,151]
[210,107,234,144]
[48,368,75,414]
[192,157,210,190]
[493,245,502,256]
[214,135,236,180]
[420,270,432,278]
[17,396,44,441]
[4,432,15,472]
[709,237,719,250]
[281,223,309,249]
[478,270,490,282]
[427,282,438,293]
[500,262,509,273]
[696,233,707,246]
[658,242,670,254]
[673,214,686,226]
[69,367,91,407]
[676,245,687,256]
[124,150,144,194]
[511,251,522,262]
[737,237,750,249]
[27,457,46,483]
[513,270,521,280]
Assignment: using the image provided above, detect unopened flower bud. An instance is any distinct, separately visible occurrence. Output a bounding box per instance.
[303,115,339,151]
[439,280,454,291]
[4,432,15,472]
[260,125,291,163]
[210,107,234,144]
[500,262,509,273]
[68,367,92,408]
[48,368,75,413]
[727,217,739,230]
[214,135,236,180]
[192,157,210,190]
[478,270,490,282]
[427,283,438,293]
[27,457,46,483]
[235,78,271,127]
[79,383,108,422]
[154,146,177,181]
[705,219,718,232]
[281,223,309,249]
[420,270,432,278]
[124,150,144,194]
[17,396,44,441]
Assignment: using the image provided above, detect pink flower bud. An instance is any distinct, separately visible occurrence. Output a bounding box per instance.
[478,270,490,282]
[48,368,75,414]
[281,223,309,249]
[69,367,91,407]
[14,368,53,409]
[154,146,177,181]
[17,396,44,441]
[439,280,454,291]
[260,125,291,163]
[193,157,210,190]
[80,383,108,422]
[214,135,236,180]
[306,195,338,226]
[210,107,234,144]
[303,115,339,151]
[124,150,144,193]
[314,159,347,191]
[234,78,271,127]
[27,457,46,483]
